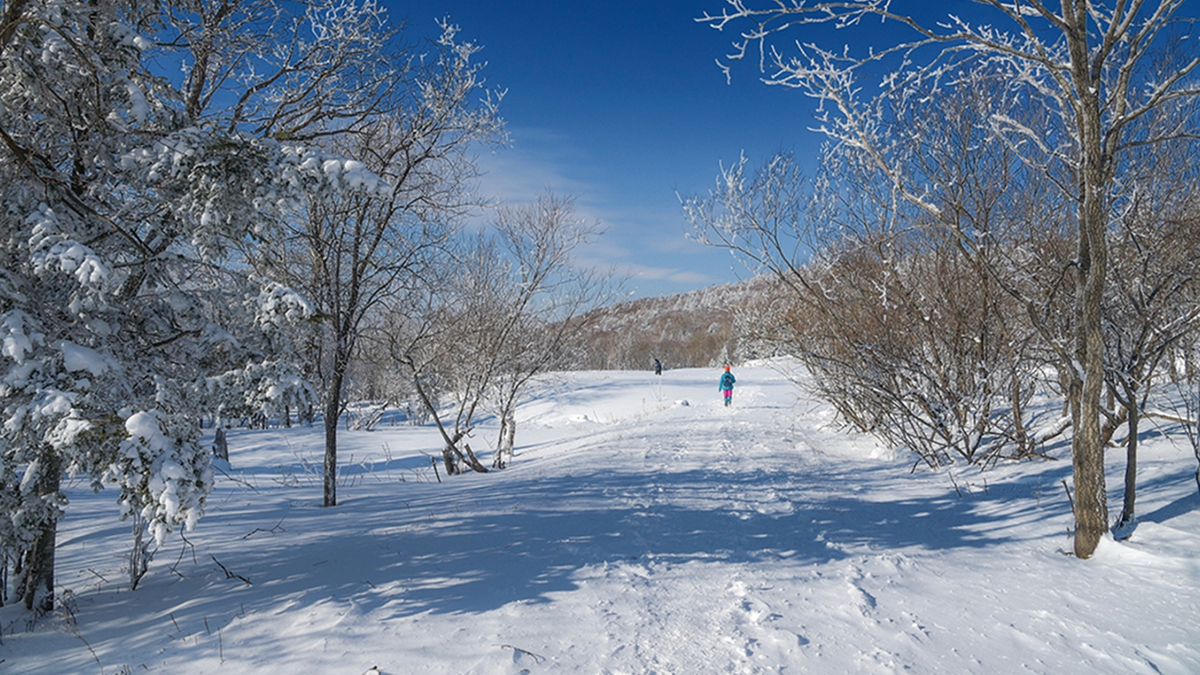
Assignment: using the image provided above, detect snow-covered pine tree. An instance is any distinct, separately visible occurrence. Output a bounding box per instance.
[0,0,382,611]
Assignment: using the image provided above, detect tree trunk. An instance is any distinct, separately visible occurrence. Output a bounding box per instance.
[1010,370,1031,457]
[1063,0,1115,560]
[212,427,229,461]
[462,443,489,473]
[1115,395,1138,536]
[20,518,56,612]
[20,450,61,612]
[503,412,515,456]
[1070,242,1109,557]
[494,411,516,469]
[324,369,344,507]
[1113,375,1145,536]
[1071,158,1110,559]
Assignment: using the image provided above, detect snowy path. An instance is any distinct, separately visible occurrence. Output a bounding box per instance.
[4,361,1199,674]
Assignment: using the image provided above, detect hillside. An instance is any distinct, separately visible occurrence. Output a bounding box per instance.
[573,276,773,370]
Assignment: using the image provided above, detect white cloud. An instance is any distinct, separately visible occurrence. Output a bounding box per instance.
[472,127,593,205]
[469,125,740,298]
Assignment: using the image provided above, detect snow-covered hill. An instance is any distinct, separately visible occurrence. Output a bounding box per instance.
[573,276,772,370]
[3,360,1198,674]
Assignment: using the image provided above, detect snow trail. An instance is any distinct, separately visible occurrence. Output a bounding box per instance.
[2,360,1198,674]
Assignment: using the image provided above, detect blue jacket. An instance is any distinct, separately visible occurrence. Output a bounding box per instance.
[719,372,736,391]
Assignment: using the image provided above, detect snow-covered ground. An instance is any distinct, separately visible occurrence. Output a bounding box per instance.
[4,360,1199,674]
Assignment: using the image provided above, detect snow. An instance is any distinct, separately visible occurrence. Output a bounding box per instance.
[30,387,76,420]
[125,78,148,124]
[124,411,163,445]
[59,341,111,376]
[1,311,36,364]
[3,360,1199,674]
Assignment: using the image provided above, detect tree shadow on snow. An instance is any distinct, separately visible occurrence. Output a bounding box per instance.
[44,442,1077,668]
[1135,469,1200,525]
[200,458,1073,623]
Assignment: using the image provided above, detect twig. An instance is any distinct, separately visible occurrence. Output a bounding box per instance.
[170,532,198,579]
[85,566,110,583]
[49,592,99,663]
[241,518,286,539]
[430,456,442,483]
[495,644,545,664]
[210,555,252,585]
[381,442,395,482]
[212,462,259,493]
[949,471,964,498]
[58,590,79,628]
[1061,479,1074,512]
[69,623,100,664]
[339,453,359,488]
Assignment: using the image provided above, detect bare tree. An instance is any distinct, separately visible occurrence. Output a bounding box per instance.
[402,235,508,475]
[392,193,605,474]
[1104,159,1200,534]
[486,193,606,468]
[688,147,1044,468]
[247,22,505,506]
[700,0,1200,558]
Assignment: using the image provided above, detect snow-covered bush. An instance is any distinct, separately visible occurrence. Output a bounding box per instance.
[107,411,212,547]
[201,360,316,426]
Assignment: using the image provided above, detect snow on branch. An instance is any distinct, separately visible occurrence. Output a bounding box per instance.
[107,410,212,547]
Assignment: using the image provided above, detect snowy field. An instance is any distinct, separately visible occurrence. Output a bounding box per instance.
[3,359,1199,674]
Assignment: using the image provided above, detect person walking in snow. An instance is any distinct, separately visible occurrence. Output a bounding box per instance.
[719,365,736,407]
[654,358,662,376]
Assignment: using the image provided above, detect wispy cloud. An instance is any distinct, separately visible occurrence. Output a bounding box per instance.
[472,127,593,204]
[470,125,742,298]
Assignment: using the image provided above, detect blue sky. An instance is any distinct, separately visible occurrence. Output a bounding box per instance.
[391,1,823,298]
[393,2,1038,299]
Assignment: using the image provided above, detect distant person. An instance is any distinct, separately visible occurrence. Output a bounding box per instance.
[654,358,662,376]
[719,365,736,407]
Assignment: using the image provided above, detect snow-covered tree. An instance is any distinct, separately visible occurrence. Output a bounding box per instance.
[164,0,400,139]
[389,193,604,475]
[244,21,506,506]
[0,0,384,611]
[485,193,606,469]
[699,0,1200,558]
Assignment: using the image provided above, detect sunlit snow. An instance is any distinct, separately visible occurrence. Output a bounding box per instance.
[2,360,1197,674]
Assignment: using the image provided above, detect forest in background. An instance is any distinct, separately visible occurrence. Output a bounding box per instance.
[568,277,774,371]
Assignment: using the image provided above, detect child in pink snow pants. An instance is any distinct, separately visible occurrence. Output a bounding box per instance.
[719,366,736,407]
